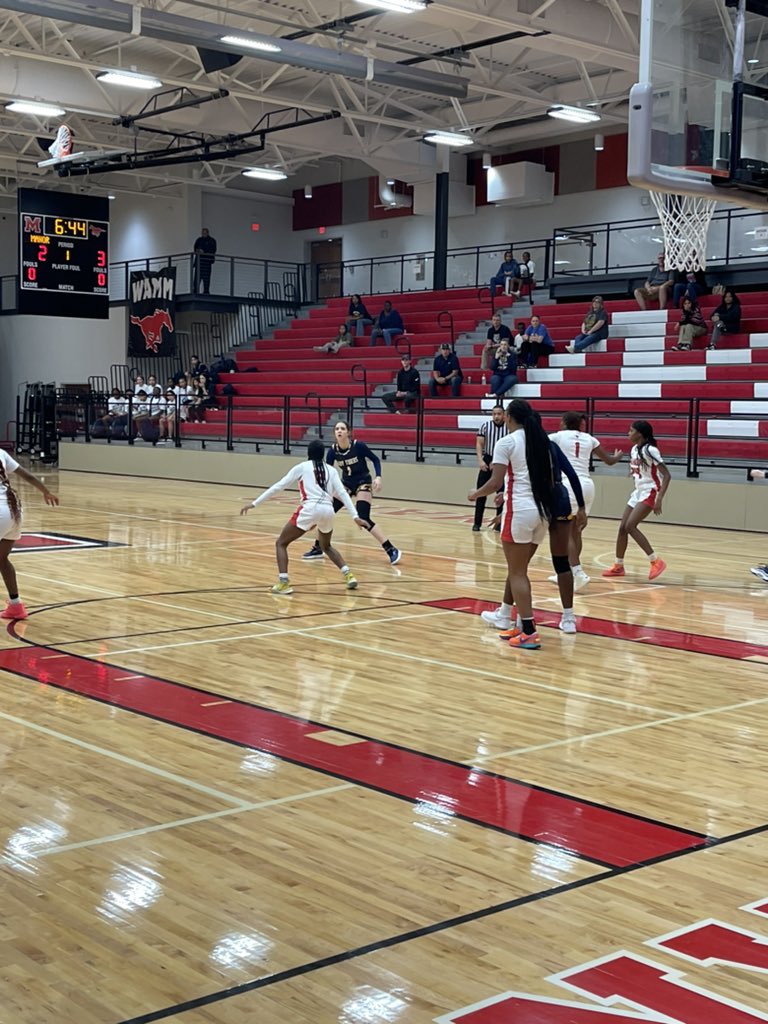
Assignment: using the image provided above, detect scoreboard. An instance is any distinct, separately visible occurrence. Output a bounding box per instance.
[17,189,110,319]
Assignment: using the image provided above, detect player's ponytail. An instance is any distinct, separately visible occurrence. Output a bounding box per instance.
[308,439,327,491]
[632,420,657,469]
[506,398,554,520]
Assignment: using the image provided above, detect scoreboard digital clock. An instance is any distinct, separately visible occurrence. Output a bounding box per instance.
[17,189,110,319]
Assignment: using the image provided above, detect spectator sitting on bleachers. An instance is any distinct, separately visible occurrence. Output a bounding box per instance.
[565,296,609,353]
[132,390,152,438]
[382,352,422,414]
[672,269,707,308]
[519,315,554,368]
[672,296,706,351]
[369,300,404,347]
[187,374,214,422]
[481,313,512,371]
[314,323,353,354]
[146,374,159,394]
[709,288,741,350]
[490,250,520,297]
[94,388,127,434]
[634,252,674,310]
[489,339,518,399]
[429,342,463,398]
[174,375,193,420]
[346,294,373,338]
[188,354,208,379]
[512,320,527,354]
[133,374,146,394]
[158,388,177,443]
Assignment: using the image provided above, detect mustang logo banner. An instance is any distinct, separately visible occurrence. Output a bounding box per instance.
[128,268,177,356]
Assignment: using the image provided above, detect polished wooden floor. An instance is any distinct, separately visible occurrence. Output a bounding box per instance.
[2,468,768,1024]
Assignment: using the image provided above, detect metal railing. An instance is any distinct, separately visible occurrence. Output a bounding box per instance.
[49,391,760,479]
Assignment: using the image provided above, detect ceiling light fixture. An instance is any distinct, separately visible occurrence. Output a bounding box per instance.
[748,57,760,64]
[594,133,605,151]
[424,130,474,147]
[482,151,492,169]
[6,100,66,117]
[97,69,163,89]
[219,35,282,53]
[547,104,601,124]
[354,0,428,12]
[242,167,288,181]
[304,184,313,198]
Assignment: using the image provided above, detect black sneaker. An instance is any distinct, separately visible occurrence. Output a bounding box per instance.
[302,542,323,559]
[750,565,768,582]
[472,525,481,532]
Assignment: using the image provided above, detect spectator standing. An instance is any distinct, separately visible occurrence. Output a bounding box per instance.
[429,343,463,398]
[472,404,507,531]
[565,296,609,353]
[490,250,520,297]
[382,353,422,413]
[369,300,404,347]
[672,296,706,350]
[193,227,217,294]
[481,313,513,371]
[709,289,741,349]
[519,315,554,367]
[314,323,353,354]
[346,294,373,338]
[489,339,518,399]
[634,252,673,310]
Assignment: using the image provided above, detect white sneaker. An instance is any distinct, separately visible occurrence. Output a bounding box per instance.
[547,574,559,584]
[573,571,591,591]
[481,608,510,629]
[559,615,577,634]
[565,343,575,354]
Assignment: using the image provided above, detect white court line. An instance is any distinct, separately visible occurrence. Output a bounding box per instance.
[83,608,451,656]
[30,782,355,859]
[535,585,652,605]
[286,630,668,715]
[0,709,252,808]
[474,693,768,762]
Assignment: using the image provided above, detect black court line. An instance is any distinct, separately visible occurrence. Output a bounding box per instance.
[115,820,768,1024]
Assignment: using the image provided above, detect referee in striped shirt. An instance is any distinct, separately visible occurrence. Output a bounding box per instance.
[473,404,507,531]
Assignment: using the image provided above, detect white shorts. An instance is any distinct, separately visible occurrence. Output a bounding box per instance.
[501,505,548,545]
[290,503,335,534]
[568,476,595,516]
[627,486,657,510]
[0,509,21,542]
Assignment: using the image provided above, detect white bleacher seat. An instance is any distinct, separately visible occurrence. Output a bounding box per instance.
[749,334,768,347]
[611,310,669,324]
[609,323,666,338]
[731,401,768,414]
[754,383,768,397]
[624,337,667,351]
[549,355,587,367]
[618,383,662,398]
[706,420,764,437]
[526,369,564,382]
[621,366,707,382]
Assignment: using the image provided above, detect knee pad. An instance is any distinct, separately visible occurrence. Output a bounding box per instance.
[552,554,571,575]
[356,500,374,529]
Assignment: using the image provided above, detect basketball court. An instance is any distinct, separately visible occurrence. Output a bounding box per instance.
[0,468,766,1023]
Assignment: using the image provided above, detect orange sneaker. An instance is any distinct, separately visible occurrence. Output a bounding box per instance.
[648,558,667,581]
[498,626,522,640]
[508,631,541,650]
[602,563,625,578]
[1,601,27,620]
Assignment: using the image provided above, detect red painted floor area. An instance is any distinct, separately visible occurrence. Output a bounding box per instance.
[424,597,768,662]
[0,635,706,869]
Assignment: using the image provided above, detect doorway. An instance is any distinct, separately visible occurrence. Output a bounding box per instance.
[311,238,343,300]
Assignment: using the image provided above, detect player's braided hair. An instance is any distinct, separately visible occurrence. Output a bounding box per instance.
[307,439,327,491]
[0,460,21,523]
[631,420,658,469]
[505,398,554,520]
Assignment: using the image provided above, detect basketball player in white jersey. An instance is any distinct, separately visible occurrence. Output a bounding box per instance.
[602,420,671,581]
[241,440,367,594]
[548,411,623,589]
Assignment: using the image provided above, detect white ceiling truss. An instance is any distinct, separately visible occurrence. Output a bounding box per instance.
[0,0,645,198]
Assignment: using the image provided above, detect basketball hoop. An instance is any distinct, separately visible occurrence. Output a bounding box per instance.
[648,190,717,271]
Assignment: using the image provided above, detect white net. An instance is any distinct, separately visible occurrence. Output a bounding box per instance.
[649,191,717,271]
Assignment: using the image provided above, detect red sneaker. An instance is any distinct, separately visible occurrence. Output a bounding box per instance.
[601,563,625,578]
[1,601,27,620]
[648,558,667,581]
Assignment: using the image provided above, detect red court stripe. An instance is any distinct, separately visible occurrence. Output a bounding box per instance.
[0,642,706,868]
[425,597,768,662]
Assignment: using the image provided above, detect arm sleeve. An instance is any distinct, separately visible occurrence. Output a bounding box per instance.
[325,447,335,466]
[329,468,359,519]
[250,464,302,508]
[357,442,382,476]
[552,444,585,507]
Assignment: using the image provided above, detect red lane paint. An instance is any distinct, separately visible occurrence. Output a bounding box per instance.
[424,597,768,662]
[0,641,706,868]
